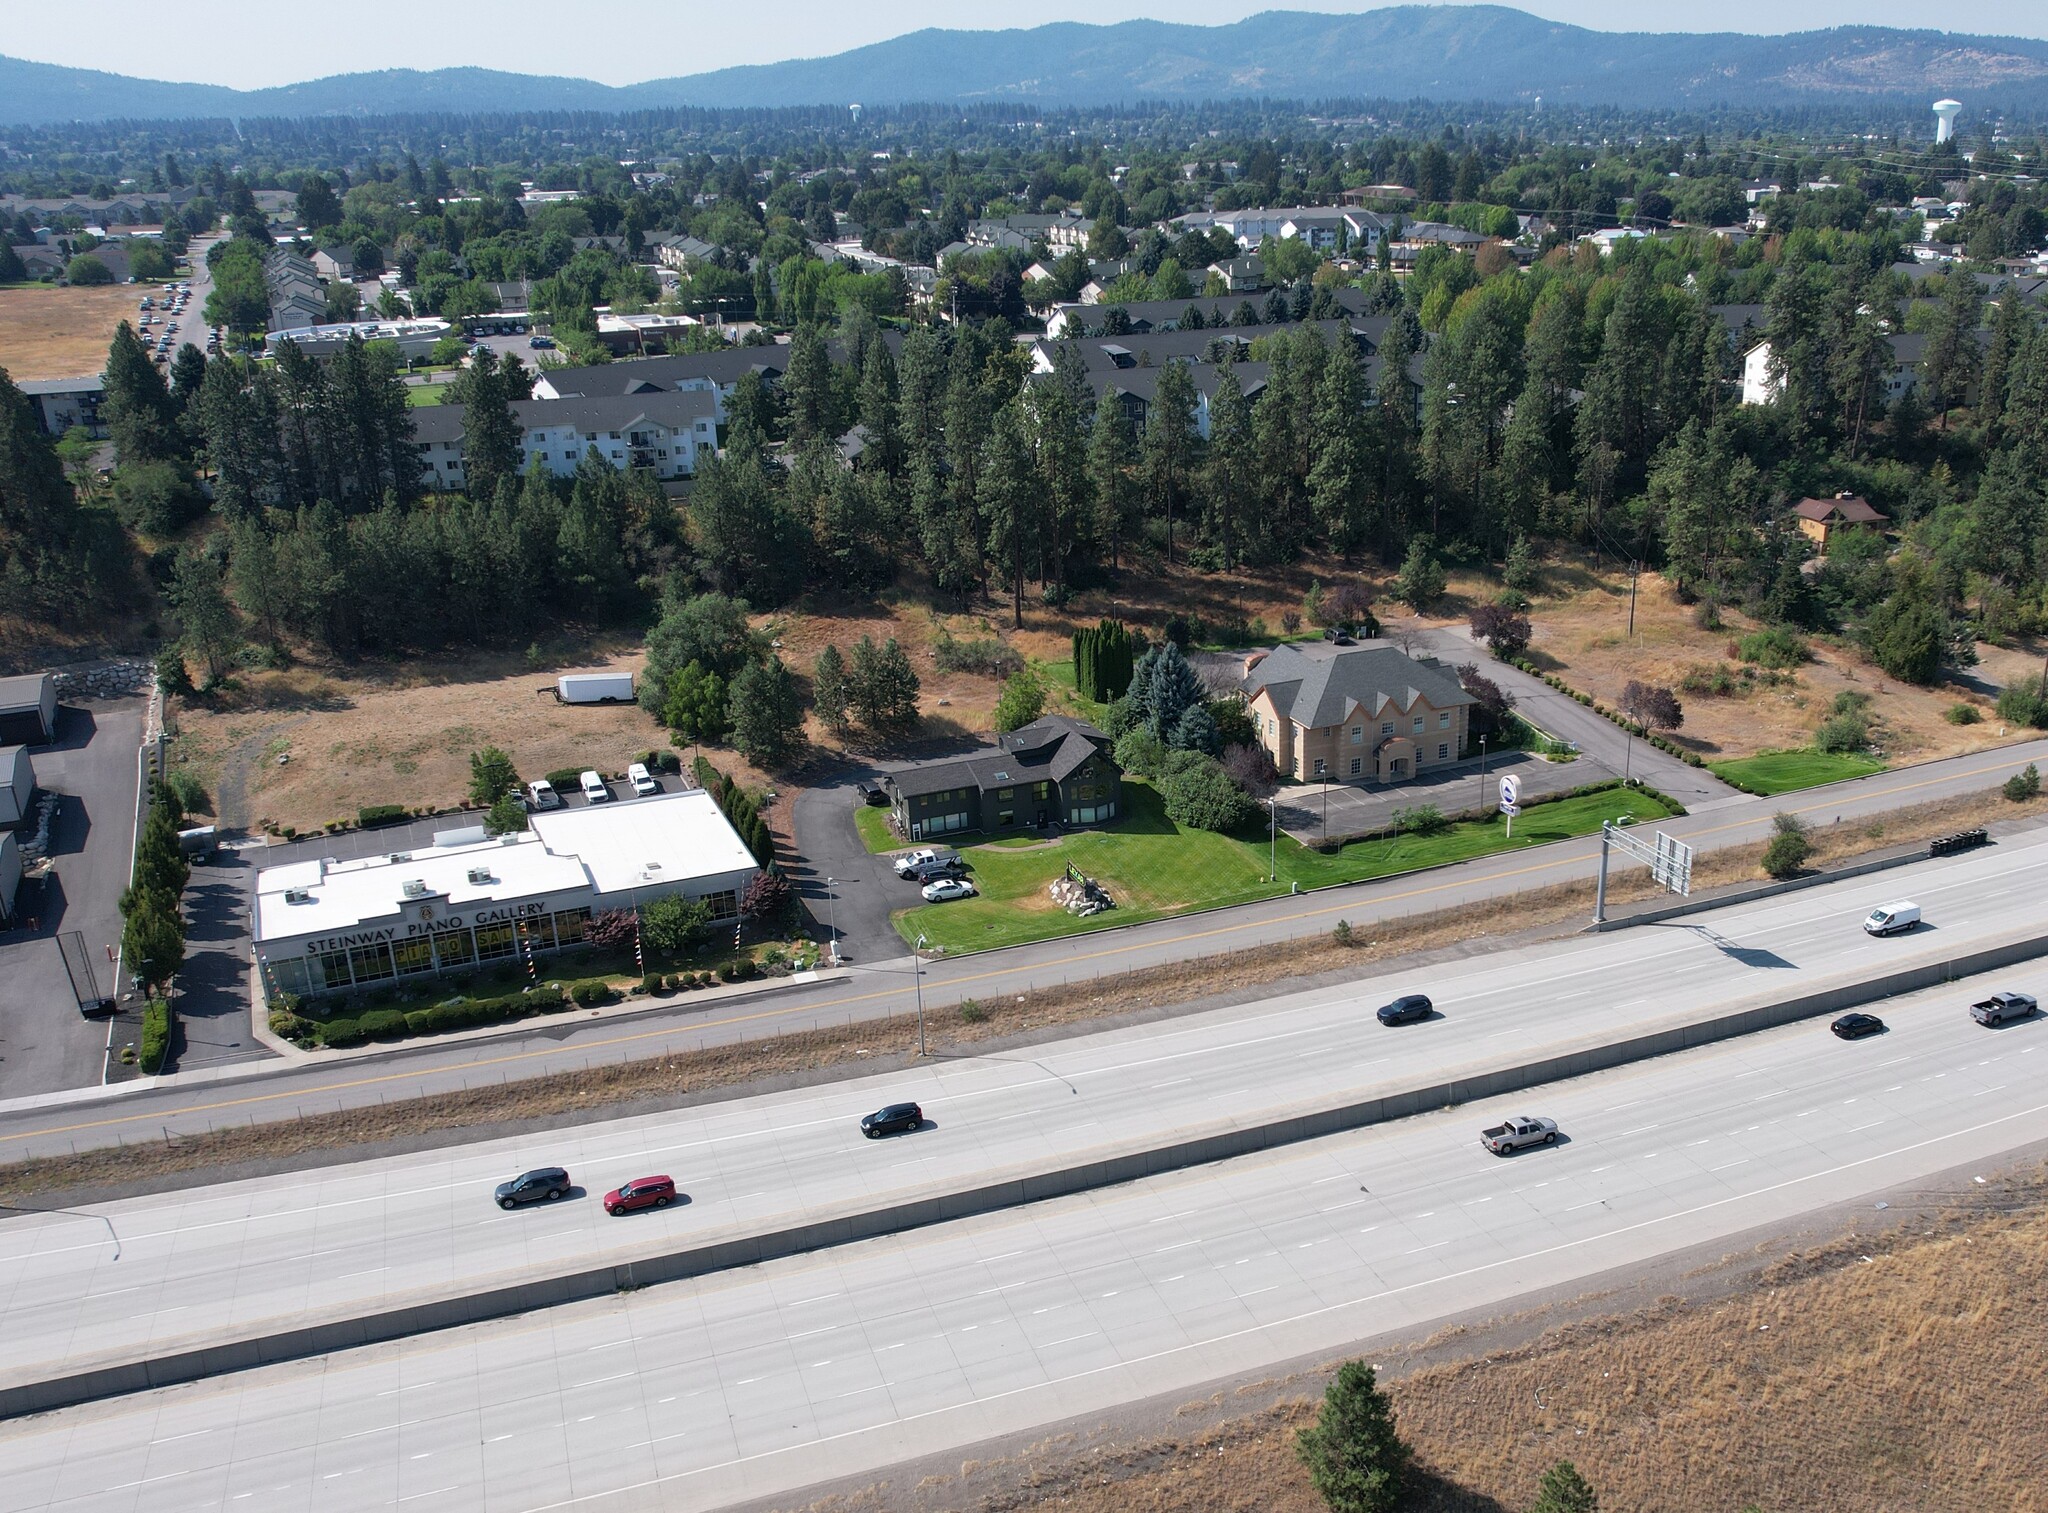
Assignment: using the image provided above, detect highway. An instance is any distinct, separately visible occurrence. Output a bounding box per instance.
[2,960,2040,1512]
[4,833,2046,1404]
[1,736,2044,1168]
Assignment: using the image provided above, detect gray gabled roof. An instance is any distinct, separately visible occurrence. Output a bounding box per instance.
[1242,641,1473,729]
[536,348,787,397]
[408,389,719,447]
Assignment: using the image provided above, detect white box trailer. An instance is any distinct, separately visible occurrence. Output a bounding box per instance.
[0,674,57,746]
[556,672,635,705]
[0,745,33,829]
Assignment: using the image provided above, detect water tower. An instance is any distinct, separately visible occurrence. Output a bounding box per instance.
[849,102,863,123]
[1933,99,1962,144]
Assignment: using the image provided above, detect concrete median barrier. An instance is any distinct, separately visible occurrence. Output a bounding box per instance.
[7,927,2045,1421]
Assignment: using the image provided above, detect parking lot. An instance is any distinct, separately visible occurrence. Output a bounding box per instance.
[1271,747,1601,845]
[0,694,146,1096]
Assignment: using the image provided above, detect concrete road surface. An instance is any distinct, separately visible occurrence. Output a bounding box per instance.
[4,834,2045,1401]
[2,961,2040,1512]
[0,735,2042,1167]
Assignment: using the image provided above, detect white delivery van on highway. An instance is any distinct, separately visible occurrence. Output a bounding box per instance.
[1863,900,1921,937]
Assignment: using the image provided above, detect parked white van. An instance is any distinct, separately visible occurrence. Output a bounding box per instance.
[579,770,611,803]
[1863,901,1921,937]
[627,761,658,796]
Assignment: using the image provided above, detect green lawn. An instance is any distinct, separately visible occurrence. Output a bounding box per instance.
[897,781,1673,954]
[1709,749,1886,796]
[854,802,899,854]
[1035,659,1110,724]
[406,382,449,406]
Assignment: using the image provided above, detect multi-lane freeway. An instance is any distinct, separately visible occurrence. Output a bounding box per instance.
[4,833,2045,1413]
[3,957,2040,1512]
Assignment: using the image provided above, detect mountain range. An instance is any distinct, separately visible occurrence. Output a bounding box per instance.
[6,7,2048,125]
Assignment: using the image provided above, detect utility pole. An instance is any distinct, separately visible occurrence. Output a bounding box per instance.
[913,933,929,1057]
[1626,558,1641,637]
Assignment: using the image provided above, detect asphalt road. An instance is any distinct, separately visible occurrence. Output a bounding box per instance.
[4,834,2045,1400]
[3,960,2039,1512]
[0,697,147,1097]
[0,735,2043,1166]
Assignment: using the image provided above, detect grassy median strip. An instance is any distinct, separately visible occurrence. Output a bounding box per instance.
[1710,748,1887,795]
[898,781,1675,954]
[0,785,2037,1206]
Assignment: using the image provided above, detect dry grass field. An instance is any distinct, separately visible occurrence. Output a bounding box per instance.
[0,283,142,382]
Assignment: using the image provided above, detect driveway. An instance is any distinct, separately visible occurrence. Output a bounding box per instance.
[0,696,147,1095]
[1403,625,1749,813]
[789,771,912,965]
[1272,748,1594,845]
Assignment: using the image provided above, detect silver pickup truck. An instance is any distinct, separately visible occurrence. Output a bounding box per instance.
[1481,1115,1559,1154]
[1971,991,2038,1027]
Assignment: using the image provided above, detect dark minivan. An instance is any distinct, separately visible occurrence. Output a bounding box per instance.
[861,1102,923,1137]
[494,1167,572,1209]
[1376,994,1433,1026]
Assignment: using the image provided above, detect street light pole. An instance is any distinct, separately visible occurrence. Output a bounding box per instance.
[1478,733,1488,812]
[1267,795,1277,882]
[913,933,929,1057]
[823,876,840,966]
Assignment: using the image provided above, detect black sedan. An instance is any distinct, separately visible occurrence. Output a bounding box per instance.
[494,1167,571,1208]
[860,1102,923,1137]
[1830,1013,1886,1040]
[1376,994,1433,1026]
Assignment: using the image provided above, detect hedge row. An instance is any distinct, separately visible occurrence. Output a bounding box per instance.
[140,997,174,1074]
[1507,657,1708,768]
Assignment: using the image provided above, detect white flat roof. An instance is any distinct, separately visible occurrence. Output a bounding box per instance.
[254,789,753,945]
[530,787,756,896]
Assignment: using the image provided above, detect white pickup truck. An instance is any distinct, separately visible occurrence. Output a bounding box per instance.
[1970,991,2038,1027]
[1481,1115,1559,1154]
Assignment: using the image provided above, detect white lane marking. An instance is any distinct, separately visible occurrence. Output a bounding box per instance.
[789,1325,838,1338]
[1708,1161,1749,1172]
[1155,1240,1199,1253]
[1044,1331,1101,1347]
[790,1292,841,1305]
[151,1429,210,1444]
[375,1383,435,1396]
[573,1373,634,1389]
[1320,1199,1367,1213]
[1405,1240,1451,1254]
[585,1340,632,1352]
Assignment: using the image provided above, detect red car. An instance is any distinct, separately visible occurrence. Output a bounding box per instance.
[603,1175,677,1215]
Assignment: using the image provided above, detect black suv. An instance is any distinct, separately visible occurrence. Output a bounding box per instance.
[1376,994,1433,1026]
[494,1167,572,1208]
[861,1102,923,1137]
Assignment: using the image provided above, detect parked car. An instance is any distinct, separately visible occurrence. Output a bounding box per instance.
[1481,1116,1558,1154]
[1970,991,2037,1027]
[1830,1013,1885,1040]
[922,877,976,902]
[1376,993,1433,1026]
[579,770,610,803]
[905,856,968,884]
[602,1175,676,1215]
[493,1167,571,1208]
[855,781,888,806]
[627,761,658,796]
[526,778,560,810]
[1862,901,1920,937]
[528,334,555,348]
[861,1102,922,1137]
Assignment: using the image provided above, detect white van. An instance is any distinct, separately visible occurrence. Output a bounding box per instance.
[579,770,610,803]
[1863,901,1921,937]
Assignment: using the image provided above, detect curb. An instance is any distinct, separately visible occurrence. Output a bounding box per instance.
[9,928,2045,1421]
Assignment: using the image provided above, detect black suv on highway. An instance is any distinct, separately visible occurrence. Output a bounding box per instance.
[494,1167,572,1208]
[1376,994,1433,1026]
[861,1102,923,1137]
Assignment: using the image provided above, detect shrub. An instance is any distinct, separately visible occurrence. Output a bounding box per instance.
[642,893,712,953]
[1679,663,1738,697]
[357,803,407,828]
[1332,919,1354,947]
[2005,762,2042,802]
[1945,702,1983,725]
[166,770,209,815]
[1391,804,1448,835]
[1737,627,1808,669]
[640,973,663,995]
[545,767,582,790]
[357,1008,409,1038]
[570,979,613,1006]
[1469,602,1533,658]
[1995,680,2048,728]
[1295,1360,1411,1513]
[1158,752,1256,832]
[932,633,1022,678]
[959,999,989,1024]
[718,959,758,983]
[1762,812,1811,878]
[140,998,174,1073]
[317,1018,366,1048]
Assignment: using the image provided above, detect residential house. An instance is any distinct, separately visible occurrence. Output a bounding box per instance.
[18,376,106,438]
[965,212,1093,252]
[311,244,357,282]
[1044,286,1374,339]
[1239,641,1475,784]
[9,245,66,280]
[264,246,328,332]
[411,390,720,491]
[650,234,722,273]
[1207,254,1266,292]
[1176,206,1390,253]
[1792,493,1886,550]
[883,715,1122,841]
[1743,333,1951,408]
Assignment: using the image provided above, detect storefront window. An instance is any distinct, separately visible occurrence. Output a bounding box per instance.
[553,907,591,946]
[520,914,557,951]
[434,929,475,969]
[267,957,310,996]
[348,941,394,983]
[474,921,517,961]
[703,889,739,921]
[314,949,353,990]
[392,938,435,976]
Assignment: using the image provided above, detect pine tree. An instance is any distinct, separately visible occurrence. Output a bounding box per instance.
[1204,365,1255,568]
[1142,360,1199,566]
[1294,1362,1410,1513]
[169,549,242,685]
[813,644,850,734]
[1530,1460,1599,1513]
[977,402,1040,628]
[730,656,807,770]
[1087,394,1141,571]
[449,349,522,498]
[103,322,183,465]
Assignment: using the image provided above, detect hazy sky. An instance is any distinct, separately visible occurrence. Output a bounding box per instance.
[13,0,2048,89]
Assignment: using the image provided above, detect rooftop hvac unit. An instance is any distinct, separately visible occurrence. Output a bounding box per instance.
[402,879,431,898]
[284,887,313,904]
[466,868,493,884]
[387,852,412,864]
